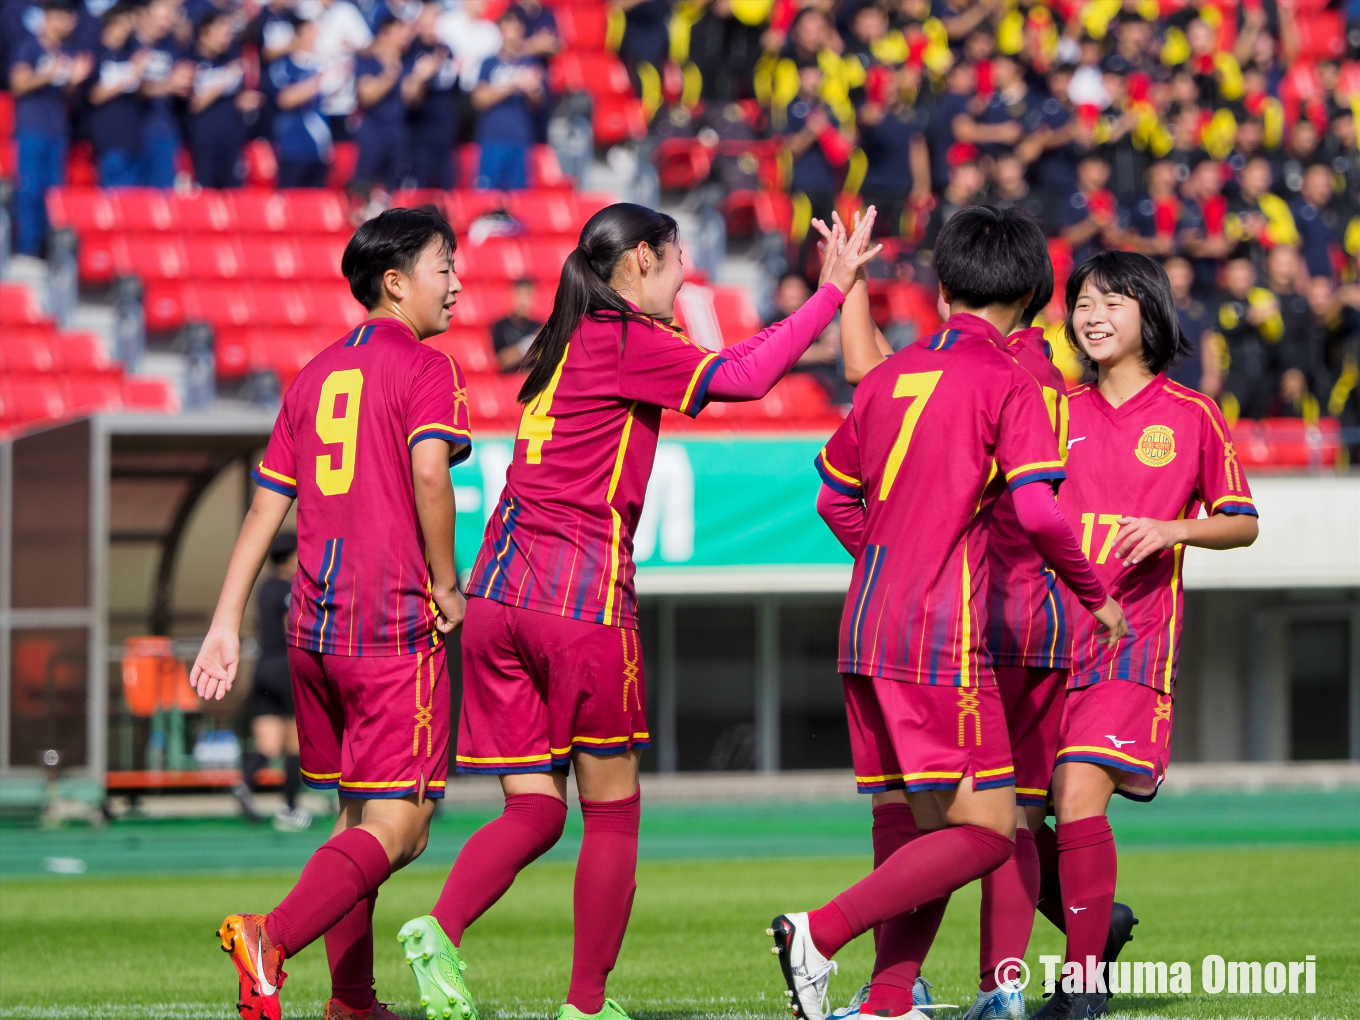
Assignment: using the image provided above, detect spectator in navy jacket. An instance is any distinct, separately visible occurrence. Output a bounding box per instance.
[471,8,543,190]
[354,14,412,192]
[268,14,332,187]
[134,0,192,187]
[188,9,262,188]
[403,0,459,188]
[86,1,145,186]
[9,0,91,256]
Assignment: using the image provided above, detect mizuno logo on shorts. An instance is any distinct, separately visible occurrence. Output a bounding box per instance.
[1105,735,1135,748]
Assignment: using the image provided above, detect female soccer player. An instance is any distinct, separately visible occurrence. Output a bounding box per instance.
[1035,251,1258,1020]
[398,203,881,1020]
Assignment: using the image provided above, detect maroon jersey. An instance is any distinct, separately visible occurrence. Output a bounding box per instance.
[1059,376,1256,692]
[465,309,725,628]
[817,313,1067,686]
[253,319,472,656]
[984,327,1073,670]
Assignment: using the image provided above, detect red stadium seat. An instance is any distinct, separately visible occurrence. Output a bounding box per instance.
[426,328,497,374]
[228,189,291,233]
[241,139,278,188]
[712,286,761,346]
[143,281,194,331]
[281,190,351,233]
[114,234,189,281]
[464,372,525,426]
[181,235,248,279]
[573,191,613,229]
[52,331,111,372]
[0,283,49,325]
[77,232,119,284]
[507,190,579,235]
[2,375,67,423]
[63,373,124,415]
[248,282,315,328]
[521,235,576,280]
[528,144,569,188]
[112,189,177,231]
[551,51,632,97]
[172,190,236,232]
[328,141,359,189]
[306,280,367,327]
[295,235,350,280]
[555,4,609,50]
[654,138,714,190]
[0,139,15,180]
[391,189,452,219]
[0,329,56,372]
[121,376,180,413]
[592,94,648,146]
[448,285,515,327]
[1294,10,1345,61]
[46,187,119,233]
[0,91,14,139]
[239,236,304,280]
[66,141,96,187]
[447,189,511,232]
[461,236,529,281]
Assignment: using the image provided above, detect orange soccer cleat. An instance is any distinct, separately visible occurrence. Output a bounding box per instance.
[322,998,404,1020]
[217,913,287,1020]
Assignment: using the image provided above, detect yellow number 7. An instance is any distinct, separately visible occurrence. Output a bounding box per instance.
[879,370,943,501]
[316,368,364,495]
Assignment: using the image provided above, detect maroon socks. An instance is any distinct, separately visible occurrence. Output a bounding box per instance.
[1056,816,1117,967]
[568,790,641,1015]
[432,793,568,944]
[809,824,1014,959]
[1034,822,1066,934]
[979,827,1040,991]
[266,827,391,957]
[862,803,928,1016]
[326,890,378,1011]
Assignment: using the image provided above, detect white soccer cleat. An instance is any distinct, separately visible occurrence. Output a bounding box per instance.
[768,913,838,1020]
[958,982,1027,1020]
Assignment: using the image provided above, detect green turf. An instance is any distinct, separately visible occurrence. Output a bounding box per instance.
[0,845,1356,1020]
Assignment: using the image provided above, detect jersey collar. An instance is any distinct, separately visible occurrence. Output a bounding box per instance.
[1086,373,1168,421]
[941,311,1006,347]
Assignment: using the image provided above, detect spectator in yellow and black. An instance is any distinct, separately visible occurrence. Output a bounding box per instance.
[935,0,1001,44]
[1225,114,1277,181]
[1264,244,1320,416]
[840,0,905,107]
[775,57,853,240]
[1165,254,1222,397]
[1100,13,1157,79]
[955,54,1033,165]
[1226,154,1300,268]
[1322,109,1360,201]
[1235,5,1286,100]
[1178,154,1234,291]
[680,0,772,103]
[1125,160,1186,259]
[920,156,984,261]
[1215,255,1285,421]
[1055,151,1126,266]
[1164,101,1208,182]
[1305,276,1360,455]
[856,61,929,238]
[758,8,859,129]
[1293,162,1356,281]
[987,150,1051,226]
[1088,65,1145,205]
[613,0,671,86]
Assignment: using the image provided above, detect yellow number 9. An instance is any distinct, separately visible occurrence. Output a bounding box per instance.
[316,369,364,495]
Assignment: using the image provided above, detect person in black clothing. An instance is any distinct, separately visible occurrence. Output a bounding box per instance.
[403,0,459,188]
[1165,254,1221,396]
[857,62,930,238]
[235,531,311,830]
[491,279,542,372]
[86,1,145,187]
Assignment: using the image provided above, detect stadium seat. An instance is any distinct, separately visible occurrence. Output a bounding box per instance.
[295,235,350,280]
[248,282,316,328]
[0,329,56,372]
[464,372,526,426]
[507,190,580,235]
[307,281,367,327]
[241,139,278,188]
[427,327,498,374]
[0,91,13,139]
[228,189,291,233]
[63,373,125,415]
[114,234,189,281]
[0,283,49,325]
[521,235,577,279]
[448,286,515,328]
[447,189,511,232]
[53,331,111,372]
[77,232,119,284]
[712,286,762,345]
[112,189,177,231]
[1,375,67,422]
[654,138,714,190]
[180,235,247,280]
[551,50,632,97]
[528,145,569,189]
[282,190,351,233]
[461,236,528,281]
[0,139,15,179]
[555,4,609,51]
[592,94,648,146]
[47,187,119,233]
[239,236,303,280]
[172,190,236,232]
[328,141,359,189]
[121,376,180,413]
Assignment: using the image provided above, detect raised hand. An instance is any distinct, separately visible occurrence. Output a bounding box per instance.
[821,207,882,297]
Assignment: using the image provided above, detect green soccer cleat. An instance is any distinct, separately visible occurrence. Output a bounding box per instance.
[397,916,478,1020]
[556,999,633,1020]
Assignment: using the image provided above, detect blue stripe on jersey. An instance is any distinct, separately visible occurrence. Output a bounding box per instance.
[1040,566,1067,667]
[309,538,345,653]
[345,324,375,347]
[924,328,960,351]
[482,497,521,603]
[849,545,886,668]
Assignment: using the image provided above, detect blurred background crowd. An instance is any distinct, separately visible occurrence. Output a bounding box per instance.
[3,0,1360,438]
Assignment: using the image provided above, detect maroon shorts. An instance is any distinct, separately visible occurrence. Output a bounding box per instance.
[288,642,449,800]
[843,674,1015,795]
[1056,680,1175,802]
[456,596,650,775]
[996,665,1065,808]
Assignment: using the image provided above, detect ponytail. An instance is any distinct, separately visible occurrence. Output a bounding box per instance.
[518,203,680,403]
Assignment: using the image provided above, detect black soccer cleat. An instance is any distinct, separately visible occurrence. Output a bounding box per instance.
[1102,902,1139,964]
[1027,990,1108,1020]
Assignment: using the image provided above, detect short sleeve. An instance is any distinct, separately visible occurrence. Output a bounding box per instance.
[617,319,726,417]
[1195,401,1257,516]
[253,402,298,498]
[405,351,473,465]
[996,370,1066,491]
[815,411,863,499]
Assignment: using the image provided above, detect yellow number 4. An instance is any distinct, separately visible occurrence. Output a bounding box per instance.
[1080,512,1122,564]
[879,371,943,501]
[316,369,363,495]
[518,344,569,464]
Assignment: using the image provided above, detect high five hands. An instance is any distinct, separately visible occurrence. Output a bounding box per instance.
[815,206,882,296]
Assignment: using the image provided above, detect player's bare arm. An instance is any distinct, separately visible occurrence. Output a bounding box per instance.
[1114,511,1259,566]
[190,486,294,701]
[411,438,464,632]
[811,211,893,384]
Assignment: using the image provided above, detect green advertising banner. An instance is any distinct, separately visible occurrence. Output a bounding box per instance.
[452,434,854,592]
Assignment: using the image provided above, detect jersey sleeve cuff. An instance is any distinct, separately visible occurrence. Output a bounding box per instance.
[408,424,474,460]
[252,462,297,498]
[679,353,726,417]
[815,449,863,498]
[1209,496,1258,516]
[1005,463,1066,491]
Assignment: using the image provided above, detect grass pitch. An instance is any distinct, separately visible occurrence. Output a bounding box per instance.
[0,796,1356,1020]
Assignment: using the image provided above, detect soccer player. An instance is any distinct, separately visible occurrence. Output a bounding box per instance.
[189,207,472,1020]
[1034,251,1257,1020]
[769,206,1127,1020]
[396,202,880,1020]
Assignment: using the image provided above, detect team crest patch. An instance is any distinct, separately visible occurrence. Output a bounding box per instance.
[1135,425,1176,467]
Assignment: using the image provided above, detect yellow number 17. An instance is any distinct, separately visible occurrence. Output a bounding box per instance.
[879,371,943,501]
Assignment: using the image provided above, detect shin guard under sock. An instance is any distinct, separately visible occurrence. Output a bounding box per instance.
[567,790,641,1015]
[979,827,1040,991]
[1056,816,1117,968]
[266,827,391,957]
[326,889,378,1010]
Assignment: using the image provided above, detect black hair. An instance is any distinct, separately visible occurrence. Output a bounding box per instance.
[512,277,535,289]
[269,531,298,564]
[519,203,679,403]
[1063,251,1190,376]
[196,7,231,36]
[1019,242,1054,328]
[341,206,457,310]
[933,205,1050,310]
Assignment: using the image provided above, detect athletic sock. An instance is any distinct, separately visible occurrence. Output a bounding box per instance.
[863,892,948,1016]
[265,827,391,957]
[567,790,641,1014]
[326,889,377,1011]
[869,802,919,954]
[242,751,266,793]
[1056,816,1117,968]
[809,825,1013,959]
[431,793,567,944]
[979,827,1040,991]
[283,754,302,812]
[1034,822,1066,934]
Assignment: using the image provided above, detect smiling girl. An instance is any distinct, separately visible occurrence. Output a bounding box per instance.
[1040,251,1259,1019]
